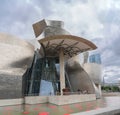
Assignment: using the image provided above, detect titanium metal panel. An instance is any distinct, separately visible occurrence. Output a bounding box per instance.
[66,58,95,94]
[0,33,34,99]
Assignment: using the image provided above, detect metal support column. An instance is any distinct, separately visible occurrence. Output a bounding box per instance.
[59,49,65,95]
[28,53,37,95]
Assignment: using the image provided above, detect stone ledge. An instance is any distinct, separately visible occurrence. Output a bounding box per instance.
[25,96,48,104]
[0,94,96,106]
[0,98,23,106]
[49,94,96,105]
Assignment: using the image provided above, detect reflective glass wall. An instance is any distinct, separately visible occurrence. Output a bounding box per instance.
[23,51,60,96]
[89,54,101,64]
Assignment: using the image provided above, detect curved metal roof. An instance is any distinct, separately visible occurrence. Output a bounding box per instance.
[38,35,97,59]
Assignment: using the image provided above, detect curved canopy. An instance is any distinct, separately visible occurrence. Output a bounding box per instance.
[38,35,97,59]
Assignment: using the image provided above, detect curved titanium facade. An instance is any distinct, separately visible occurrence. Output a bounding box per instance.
[82,53,102,98]
[83,63,102,84]
[25,19,97,96]
[66,58,95,94]
[0,19,98,101]
[0,33,34,99]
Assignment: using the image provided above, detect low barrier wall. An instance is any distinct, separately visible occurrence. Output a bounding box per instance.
[0,94,96,106]
[0,98,23,106]
[25,96,48,104]
[49,94,96,105]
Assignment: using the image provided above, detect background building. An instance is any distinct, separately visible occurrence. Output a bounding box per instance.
[89,54,101,64]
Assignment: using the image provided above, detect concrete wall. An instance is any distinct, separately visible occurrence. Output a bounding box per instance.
[0,94,96,106]
[25,96,48,104]
[0,98,23,106]
[49,94,96,105]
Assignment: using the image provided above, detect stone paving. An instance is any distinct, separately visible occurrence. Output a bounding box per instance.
[0,96,120,115]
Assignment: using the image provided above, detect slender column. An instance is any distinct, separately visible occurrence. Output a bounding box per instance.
[28,53,37,95]
[98,84,102,96]
[96,84,102,97]
[59,49,65,95]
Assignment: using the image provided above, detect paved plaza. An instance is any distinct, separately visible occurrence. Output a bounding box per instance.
[0,96,120,115]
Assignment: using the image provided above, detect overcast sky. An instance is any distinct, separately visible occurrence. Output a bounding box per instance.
[0,0,120,83]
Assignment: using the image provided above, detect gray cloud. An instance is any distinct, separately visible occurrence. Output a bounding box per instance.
[0,0,120,83]
[105,74,120,83]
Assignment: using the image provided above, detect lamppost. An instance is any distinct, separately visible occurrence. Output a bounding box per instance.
[103,75,107,86]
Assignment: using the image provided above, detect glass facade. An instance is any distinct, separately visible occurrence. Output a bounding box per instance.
[23,51,60,96]
[89,54,101,64]
[23,51,73,96]
[23,52,73,96]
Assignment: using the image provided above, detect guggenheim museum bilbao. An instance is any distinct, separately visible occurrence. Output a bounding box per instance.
[0,19,102,106]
